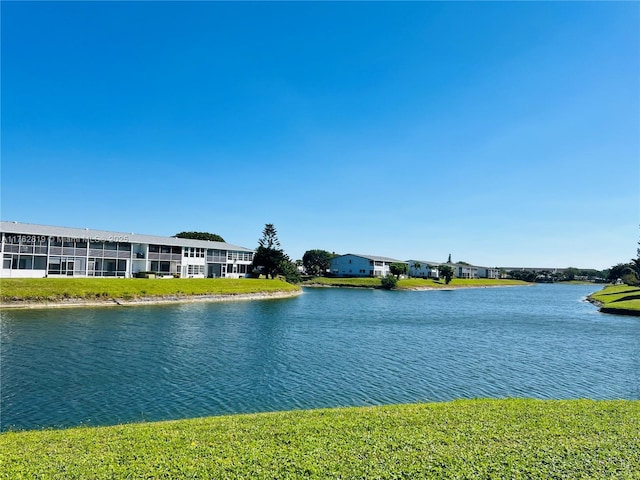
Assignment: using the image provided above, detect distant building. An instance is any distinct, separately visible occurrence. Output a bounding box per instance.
[330,254,406,277]
[406,260,440,279]
[477,266,500,279]
[0,221,254,279]
[451,263,479,279]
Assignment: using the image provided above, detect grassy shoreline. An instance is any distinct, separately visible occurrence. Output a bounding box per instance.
[0,278,301,308]
[303,277,529,289]
[2,399,637,478]
[587,284,640,316]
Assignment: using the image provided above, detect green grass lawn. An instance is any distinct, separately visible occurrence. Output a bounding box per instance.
[0,278,300,302]
[303,277,528,289]
[588,284,640,315]
[1,399,637,479]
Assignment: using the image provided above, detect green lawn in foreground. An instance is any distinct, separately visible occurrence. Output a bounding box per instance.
[588,284,640,314]
[303,277,528,289]
[0,278,299,302]
[1,399,637,479]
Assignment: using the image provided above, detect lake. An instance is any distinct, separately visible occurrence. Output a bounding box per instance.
[1,284,638,431]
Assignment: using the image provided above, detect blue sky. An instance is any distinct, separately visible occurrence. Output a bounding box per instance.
[2,2,638,269]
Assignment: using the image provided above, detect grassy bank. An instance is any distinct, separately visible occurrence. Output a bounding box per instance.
[587,284,640,316]
[303,277,528,289]
[1,399,637,479]
[0,278,300,303]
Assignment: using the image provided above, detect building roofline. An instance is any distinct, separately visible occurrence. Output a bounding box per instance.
[335,253,406,263]
[0,221,254,252]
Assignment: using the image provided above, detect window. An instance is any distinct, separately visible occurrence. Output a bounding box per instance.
[19,244,34,254]
[3,254,12,269]
[149,245,160,253]
[48,256,62,274]
[227,251,253,262]
[103,259,117,272]
[33,256,47,270]
[18,256,33,269]
[187,265,205,275]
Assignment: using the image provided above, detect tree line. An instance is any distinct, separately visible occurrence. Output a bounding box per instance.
[176,225,640,287]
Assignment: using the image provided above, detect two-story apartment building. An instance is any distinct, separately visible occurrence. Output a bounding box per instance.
[406,260,440,279]
[330,254,405,277]
[477,266,501,279]
[0,221,254,279]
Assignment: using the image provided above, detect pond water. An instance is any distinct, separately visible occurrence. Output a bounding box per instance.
[1,284,638,431]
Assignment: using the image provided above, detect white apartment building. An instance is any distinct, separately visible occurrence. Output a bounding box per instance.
[0,221,254,279]
[406,260,440,279]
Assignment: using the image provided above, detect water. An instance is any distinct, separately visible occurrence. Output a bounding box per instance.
[1,284,638,431]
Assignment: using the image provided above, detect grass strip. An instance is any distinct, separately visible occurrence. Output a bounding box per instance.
[0,278,299,303]
[588,284,640,315]
[1,399,638,479]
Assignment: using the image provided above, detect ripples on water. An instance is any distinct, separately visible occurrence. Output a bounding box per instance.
[1,284,638,430]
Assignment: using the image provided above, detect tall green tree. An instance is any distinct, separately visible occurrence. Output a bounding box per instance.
[564,267,579,281]
[608,263,631,282]
[277,258,302,284]
[302,249,335,276]
[389,262,408,278]
[175,231,225,242]
[439,264,454,284]
[252,224,285,279]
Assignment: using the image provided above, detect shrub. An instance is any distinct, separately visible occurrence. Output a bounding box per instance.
[381,274,398,290]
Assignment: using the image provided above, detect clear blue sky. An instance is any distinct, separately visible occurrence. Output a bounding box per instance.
[2,2,638,269]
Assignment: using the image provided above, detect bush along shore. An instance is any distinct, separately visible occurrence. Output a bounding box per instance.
[0,278,301,309]
[1,399,638,479]
[587,284,640,316]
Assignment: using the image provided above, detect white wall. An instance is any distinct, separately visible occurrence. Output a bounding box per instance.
[0,269,47,278]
